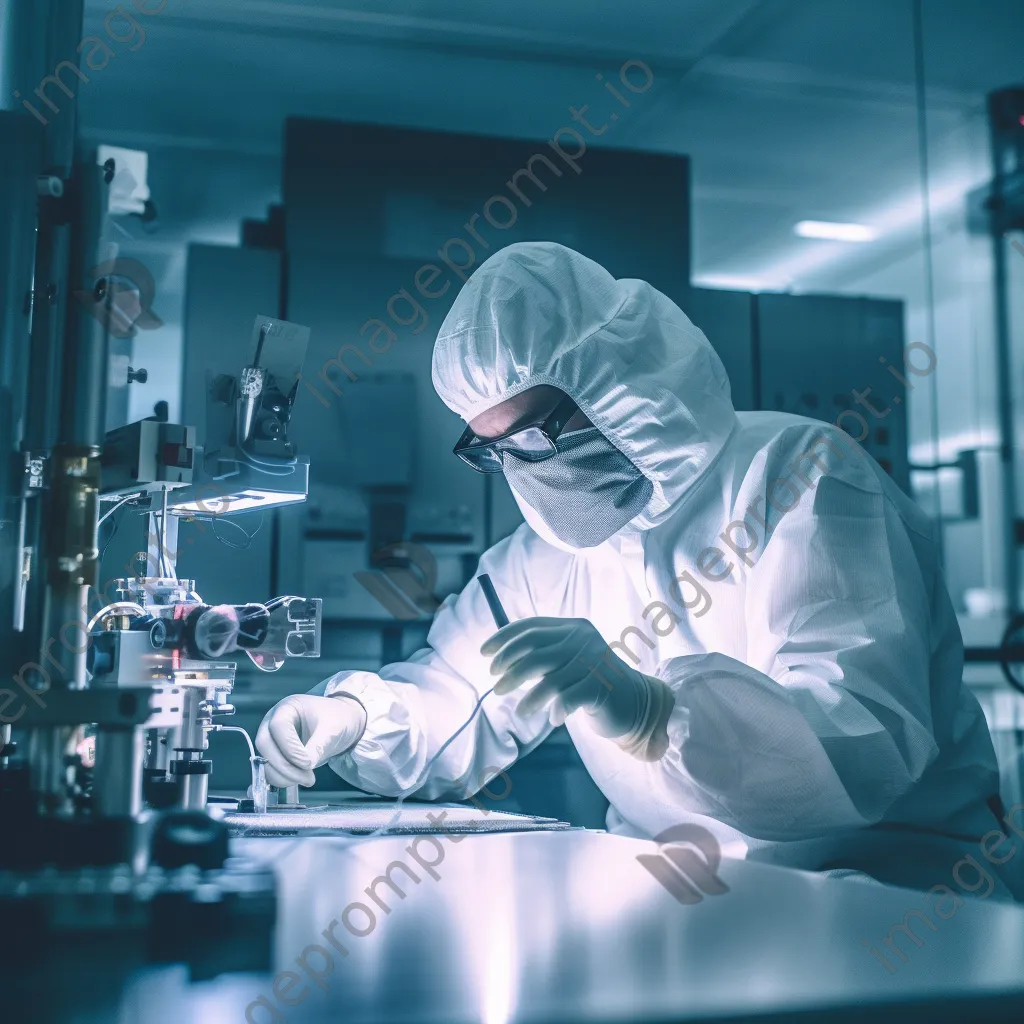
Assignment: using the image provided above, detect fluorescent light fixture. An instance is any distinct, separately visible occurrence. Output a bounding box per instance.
[794,220,878,242]
[692,273,779,292]
[909,430,999,466]
[728,167,983,290]
[165,451,310,516]
[168,489,306,516]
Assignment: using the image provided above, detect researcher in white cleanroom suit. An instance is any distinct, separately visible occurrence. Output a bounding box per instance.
[258,241,1023,897]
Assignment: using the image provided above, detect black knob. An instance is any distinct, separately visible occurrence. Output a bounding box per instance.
[151,811,229,870]
[143,769,181,810]
[127,366,148,384]
[149,619,168,649]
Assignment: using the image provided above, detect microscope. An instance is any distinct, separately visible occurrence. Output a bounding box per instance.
[48,315,323,817]
[91,318,322,816]
[0,315,320,1011]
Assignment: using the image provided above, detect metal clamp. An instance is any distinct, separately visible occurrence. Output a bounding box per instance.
[23,452,48,493]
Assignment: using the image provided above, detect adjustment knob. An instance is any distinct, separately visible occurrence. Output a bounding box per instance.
[149,619,168,649]
[151,811,229,870]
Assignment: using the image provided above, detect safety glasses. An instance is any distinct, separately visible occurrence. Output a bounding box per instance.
[453,394,579,474]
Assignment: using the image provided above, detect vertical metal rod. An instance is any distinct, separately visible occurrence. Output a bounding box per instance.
[27,725,73,813]
[23,216,71,453]
[177,771,210,811]
[57,161,114,449]
[0,1,46,116]
[986,86,1022,618]
[911,0,946,565]
[147,499,177,582]
[94,728,144,817]
[40,582,90,691]
[992,229,1020,614]
[0,113,42,657]
[40,158,112,688]
[19,0,86,659]
[176,687,208,751]
[160,485,169,576]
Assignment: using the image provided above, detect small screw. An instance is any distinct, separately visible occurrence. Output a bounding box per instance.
[127,366,148,384]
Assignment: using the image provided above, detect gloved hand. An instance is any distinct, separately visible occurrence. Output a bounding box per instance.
[255,694,367,787]
[481,617,673,761]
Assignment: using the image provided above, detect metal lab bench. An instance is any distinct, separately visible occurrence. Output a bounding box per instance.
[109,828,1024,1023]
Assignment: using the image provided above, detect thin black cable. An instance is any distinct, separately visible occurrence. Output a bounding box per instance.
[99,509,122,561]
[211,513,264,551]
[363,683,499,839]
[99,499,147,561]
[239,449,297,476]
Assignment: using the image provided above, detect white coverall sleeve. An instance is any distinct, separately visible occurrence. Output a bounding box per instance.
[653,466,941,842]
[307,529,557,799]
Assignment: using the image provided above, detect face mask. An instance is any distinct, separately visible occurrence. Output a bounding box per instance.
[503,427,653,549]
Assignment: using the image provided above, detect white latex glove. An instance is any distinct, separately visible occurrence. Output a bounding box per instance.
[481,617,673,761]
[255,694,367,787]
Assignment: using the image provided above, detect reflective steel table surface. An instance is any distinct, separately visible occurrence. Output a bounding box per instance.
[121,830,1024,1023]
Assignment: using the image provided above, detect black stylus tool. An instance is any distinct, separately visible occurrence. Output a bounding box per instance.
[476,573,510,628]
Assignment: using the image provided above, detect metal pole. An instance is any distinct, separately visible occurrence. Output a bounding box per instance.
[58,161,115,449]
[21,0,86,450]
[94,728,144,817]
[13,0,94,694]
[42,161,113,689]
[24,0,112,689]
[0,114,43,664]
[0,0,47,118]
[987,88,1023,618]
[992,230,1020,615]
[911,0,946,565]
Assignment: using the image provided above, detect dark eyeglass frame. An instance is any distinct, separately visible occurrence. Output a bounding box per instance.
[453,394,580,474]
